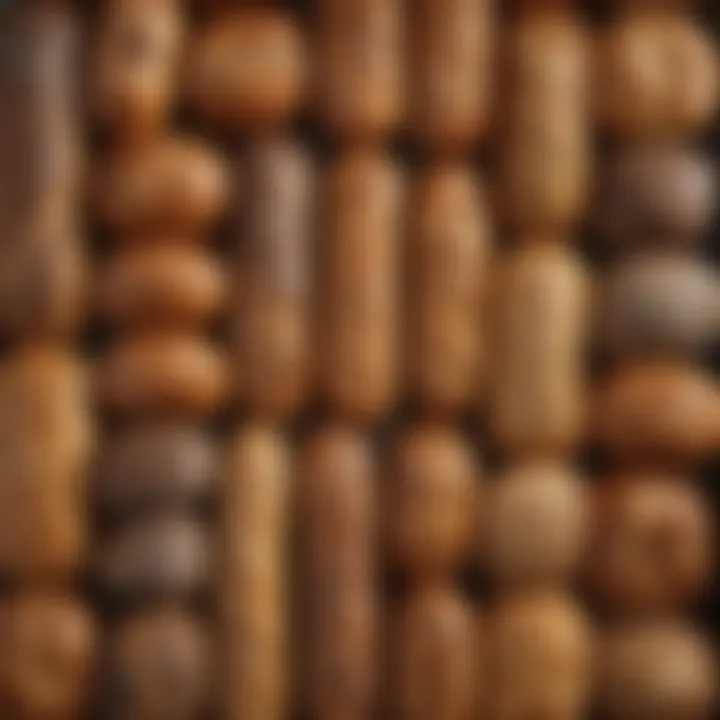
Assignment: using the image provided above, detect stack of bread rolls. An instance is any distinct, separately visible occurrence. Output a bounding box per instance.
[0,5,97,717]
[89,1,227,716]
[590,1,719,718]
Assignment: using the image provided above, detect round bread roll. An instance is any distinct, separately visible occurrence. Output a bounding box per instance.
[316,0,404,142]
[97,334,228,420]
[385,425,479,579]
[0,347,91,579]
[600,622,717,720]
[406,165,492,415]
[89,0,184,143]
[0,592,96,719]
[221,425,290,720]
[594,146,716,250]
[95,136,229,237]
[486,591,592,720]
[595,14,719,137]
[410,0,494,155]
[97,514,211,602]
[388,586,480,720]
[491,245,589,458]
[95,244,227,331]
[318,151,402,424]
[590,362,720,469]
[598,255,720,359]
[94,424,217,518]
[98,606,210,720]
[589,475,712,616]
[233,138,313,420]
[186,10,307,127]
[497,12,590,234]
[296,427,378,720]
[485,460,588,587]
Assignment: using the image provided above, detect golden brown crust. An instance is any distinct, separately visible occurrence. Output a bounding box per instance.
[185,10,307,128]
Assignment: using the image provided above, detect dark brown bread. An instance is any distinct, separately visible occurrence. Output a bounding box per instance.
[99,606,210,720]
[97,514,211,601]
[0,7,85,339]
[595,146,716,250]
[598,255,720,359]
[94,423,217,518]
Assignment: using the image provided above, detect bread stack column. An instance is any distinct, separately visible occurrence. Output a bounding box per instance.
[590,1,719,718]
[0,5,97,718]
[487,2,593,719]
[185,7,309,720]
[381,3,493,720]
[289,3,405,720]
[89,2,228,717]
